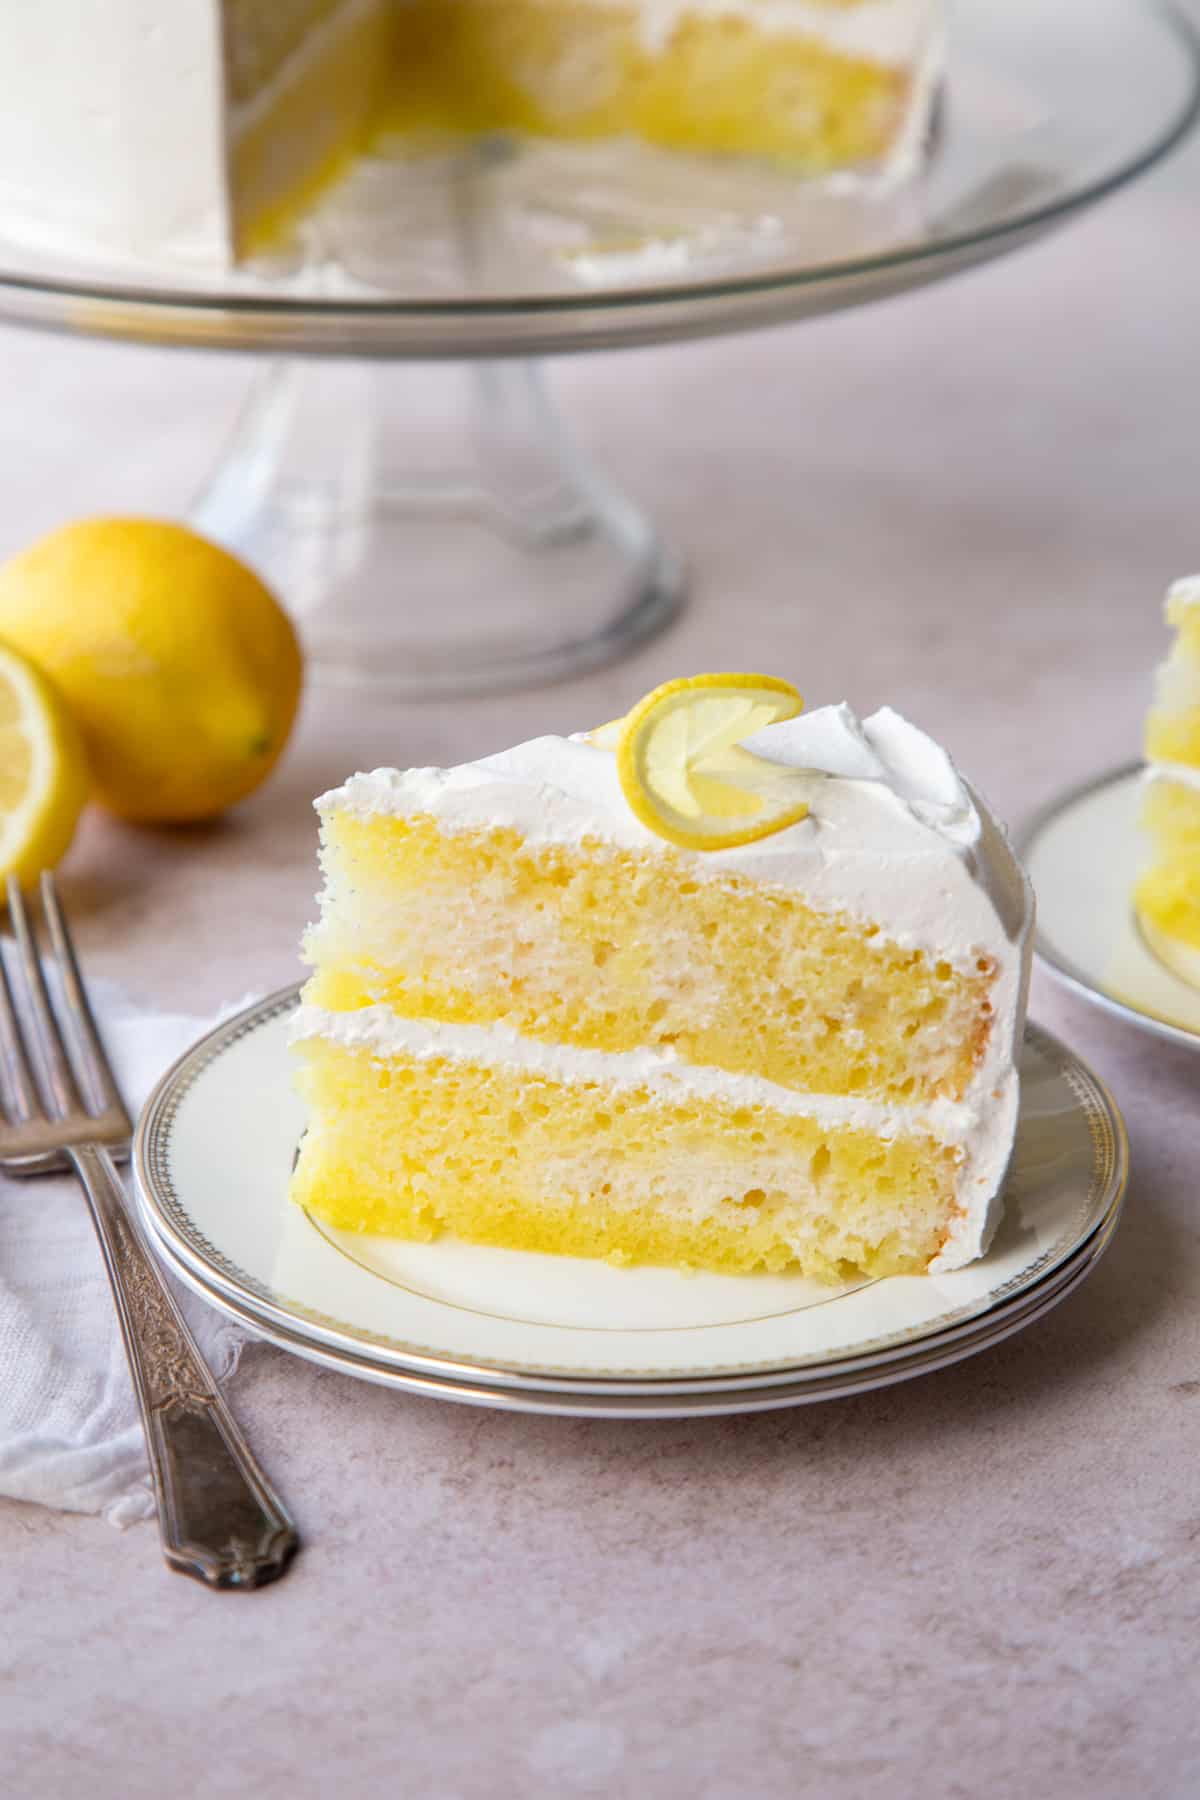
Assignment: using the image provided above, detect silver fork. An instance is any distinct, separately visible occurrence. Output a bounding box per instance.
[0,873,299,1589]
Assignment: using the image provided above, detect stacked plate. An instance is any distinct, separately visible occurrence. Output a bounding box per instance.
[133,989,1127,1419]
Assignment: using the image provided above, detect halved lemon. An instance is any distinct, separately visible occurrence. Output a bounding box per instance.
[615,673,810,851]
[0,640,90,889]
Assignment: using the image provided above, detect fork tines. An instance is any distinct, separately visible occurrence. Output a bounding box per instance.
[0,874,130,1160]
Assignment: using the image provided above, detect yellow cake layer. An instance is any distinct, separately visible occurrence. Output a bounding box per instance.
[1136,778,1200,952]
[307,812,995,1106]
[381,1,913,168]
[291,1035,962,1279]
[1145,710,1200,769]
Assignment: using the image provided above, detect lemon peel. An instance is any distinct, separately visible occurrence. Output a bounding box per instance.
[615,673,810,851]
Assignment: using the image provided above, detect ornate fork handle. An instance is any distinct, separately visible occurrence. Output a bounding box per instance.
[71,1144,299,1589]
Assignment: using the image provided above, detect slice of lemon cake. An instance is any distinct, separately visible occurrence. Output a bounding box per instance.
[291,676,1032,1281]
[1135,576,1200,988]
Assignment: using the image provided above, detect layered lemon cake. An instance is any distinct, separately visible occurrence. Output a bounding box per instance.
[291,676,1033,1281]
[1135,576,1200,988]
[0,1,943,266]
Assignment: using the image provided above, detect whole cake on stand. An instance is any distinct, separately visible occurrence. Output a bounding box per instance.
[0,2,1190,697]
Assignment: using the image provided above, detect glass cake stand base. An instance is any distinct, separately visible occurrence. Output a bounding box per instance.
[191,357,683,695]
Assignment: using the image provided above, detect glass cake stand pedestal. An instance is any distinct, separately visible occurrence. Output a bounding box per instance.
[0,0,1195,696]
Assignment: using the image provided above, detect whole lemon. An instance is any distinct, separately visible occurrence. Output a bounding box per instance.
[0,519,302,823]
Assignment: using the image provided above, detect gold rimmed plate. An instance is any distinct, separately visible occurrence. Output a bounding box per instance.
[132,987,1127,1413]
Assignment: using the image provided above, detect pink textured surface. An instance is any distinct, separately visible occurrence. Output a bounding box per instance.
[4,111,1200,1800]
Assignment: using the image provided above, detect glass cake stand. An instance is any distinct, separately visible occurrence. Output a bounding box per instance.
[0,0,1196,694]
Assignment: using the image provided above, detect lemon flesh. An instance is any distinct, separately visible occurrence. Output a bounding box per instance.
[0,519,303,824]
[0,640,90,888]
[616,673,810,852]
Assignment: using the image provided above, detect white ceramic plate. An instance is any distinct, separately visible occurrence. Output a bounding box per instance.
[132,988,1127,1413]
[1018,763,1200,1050]
[139,1226,1115,1417]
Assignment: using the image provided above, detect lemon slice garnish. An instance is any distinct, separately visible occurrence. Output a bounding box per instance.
[615,673,810,851]
[0,640,90,889]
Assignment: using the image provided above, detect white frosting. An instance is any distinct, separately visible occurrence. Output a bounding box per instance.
[1145,761,1200,795]
[317,702,1033,1272]
[1167,574,1200,617]
[0,3,232,264]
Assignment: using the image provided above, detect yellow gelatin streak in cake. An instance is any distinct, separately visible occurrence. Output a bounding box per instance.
[306,811,996,1107]
[291,1032,962,1280]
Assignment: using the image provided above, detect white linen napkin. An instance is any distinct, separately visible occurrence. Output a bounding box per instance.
[0,984,247,1528]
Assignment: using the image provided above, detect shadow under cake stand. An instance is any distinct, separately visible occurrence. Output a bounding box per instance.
[1,0,1196,696]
